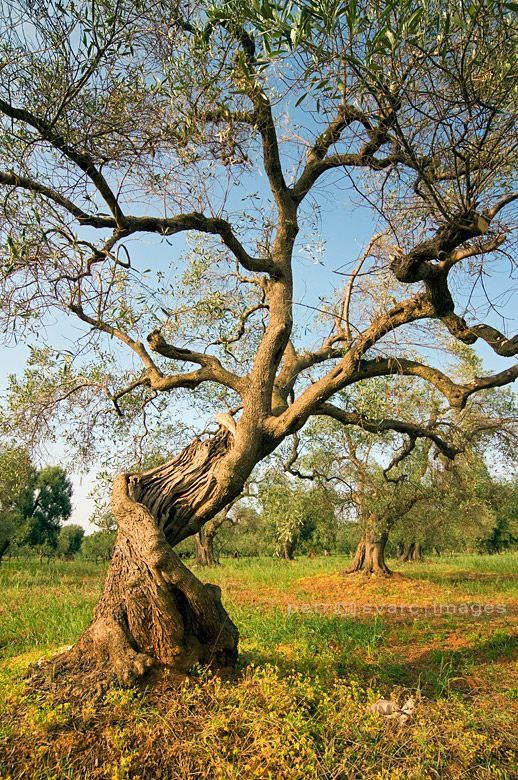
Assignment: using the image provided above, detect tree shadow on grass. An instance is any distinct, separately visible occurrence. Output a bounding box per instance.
[397,569,518,586]
[396,630,518,697]
[232,608,517,699]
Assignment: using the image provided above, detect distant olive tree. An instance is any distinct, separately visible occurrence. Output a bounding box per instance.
[81,530,116,563]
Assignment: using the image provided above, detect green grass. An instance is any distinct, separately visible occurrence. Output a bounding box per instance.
[199,553,350,589]
[0,558,105,660]
[399,553,518,597]
[0,552,517,779]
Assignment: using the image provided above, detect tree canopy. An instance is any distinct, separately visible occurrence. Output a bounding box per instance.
[1,0,516,463]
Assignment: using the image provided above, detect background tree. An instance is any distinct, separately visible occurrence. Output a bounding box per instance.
[394,453,497,558]
[216,506,268,558]
[259,473,338,559]
[20,466,73,549]
[0,445,32,562]
[57,524,85,558]
[479,478,518,553]
[0,0,516,684]
[287,372,517,573]
[80,530,116,563]
[193,510,237,566]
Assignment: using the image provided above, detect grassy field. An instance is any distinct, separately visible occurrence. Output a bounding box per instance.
[0,553,516,779]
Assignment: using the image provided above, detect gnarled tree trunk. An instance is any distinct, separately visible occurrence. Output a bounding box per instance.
[55,429,241,686]
[399,542,413,561]
[194,507,236,566]
[280,538,296,560]
[194,528,219,566]
[346,530,391,576]
[345,536,366,572]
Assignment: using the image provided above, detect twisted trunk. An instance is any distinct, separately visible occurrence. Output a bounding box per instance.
[56,429,241,686]
[194,508,235,566]
[346,530,391,576]
[400,542,415,561]
[281,537,296,560]
[345,536,366,572]
[364,531,391,575]
[399,541,423,561]
[345,506,392,576]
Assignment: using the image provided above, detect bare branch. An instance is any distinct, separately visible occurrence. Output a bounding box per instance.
[487,192,518,219]
[0,97,125,223]
[315,403,458,459]
[146,330,244,394]
[441,317,518,357]
[0,170,112,227]
[102,212,274,275]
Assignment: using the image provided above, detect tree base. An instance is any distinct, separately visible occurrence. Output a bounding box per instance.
[399,542,423,562]
[36,474,239,689]
[345,535,392,577]
[194,532,219,566]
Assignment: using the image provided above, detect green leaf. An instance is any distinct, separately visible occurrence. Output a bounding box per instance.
[384,29,396,50]
[6,235,17,262]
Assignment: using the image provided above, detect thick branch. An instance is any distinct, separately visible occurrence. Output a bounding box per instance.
[146,330,244,394]
[293,103,398,202]
[267,354,518,445]
[0,170,112,228]
[315,404,458,460]
[353,358,518,409]
[0,170,273,273]
[273,293,434,404]
[387,201,517,356]
[441,317,518,357]
[121,213,273,274]
[70,305,243,394]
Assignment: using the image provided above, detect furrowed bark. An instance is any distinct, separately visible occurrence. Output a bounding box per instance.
[346,529,391,576]
[57,430,241,685]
